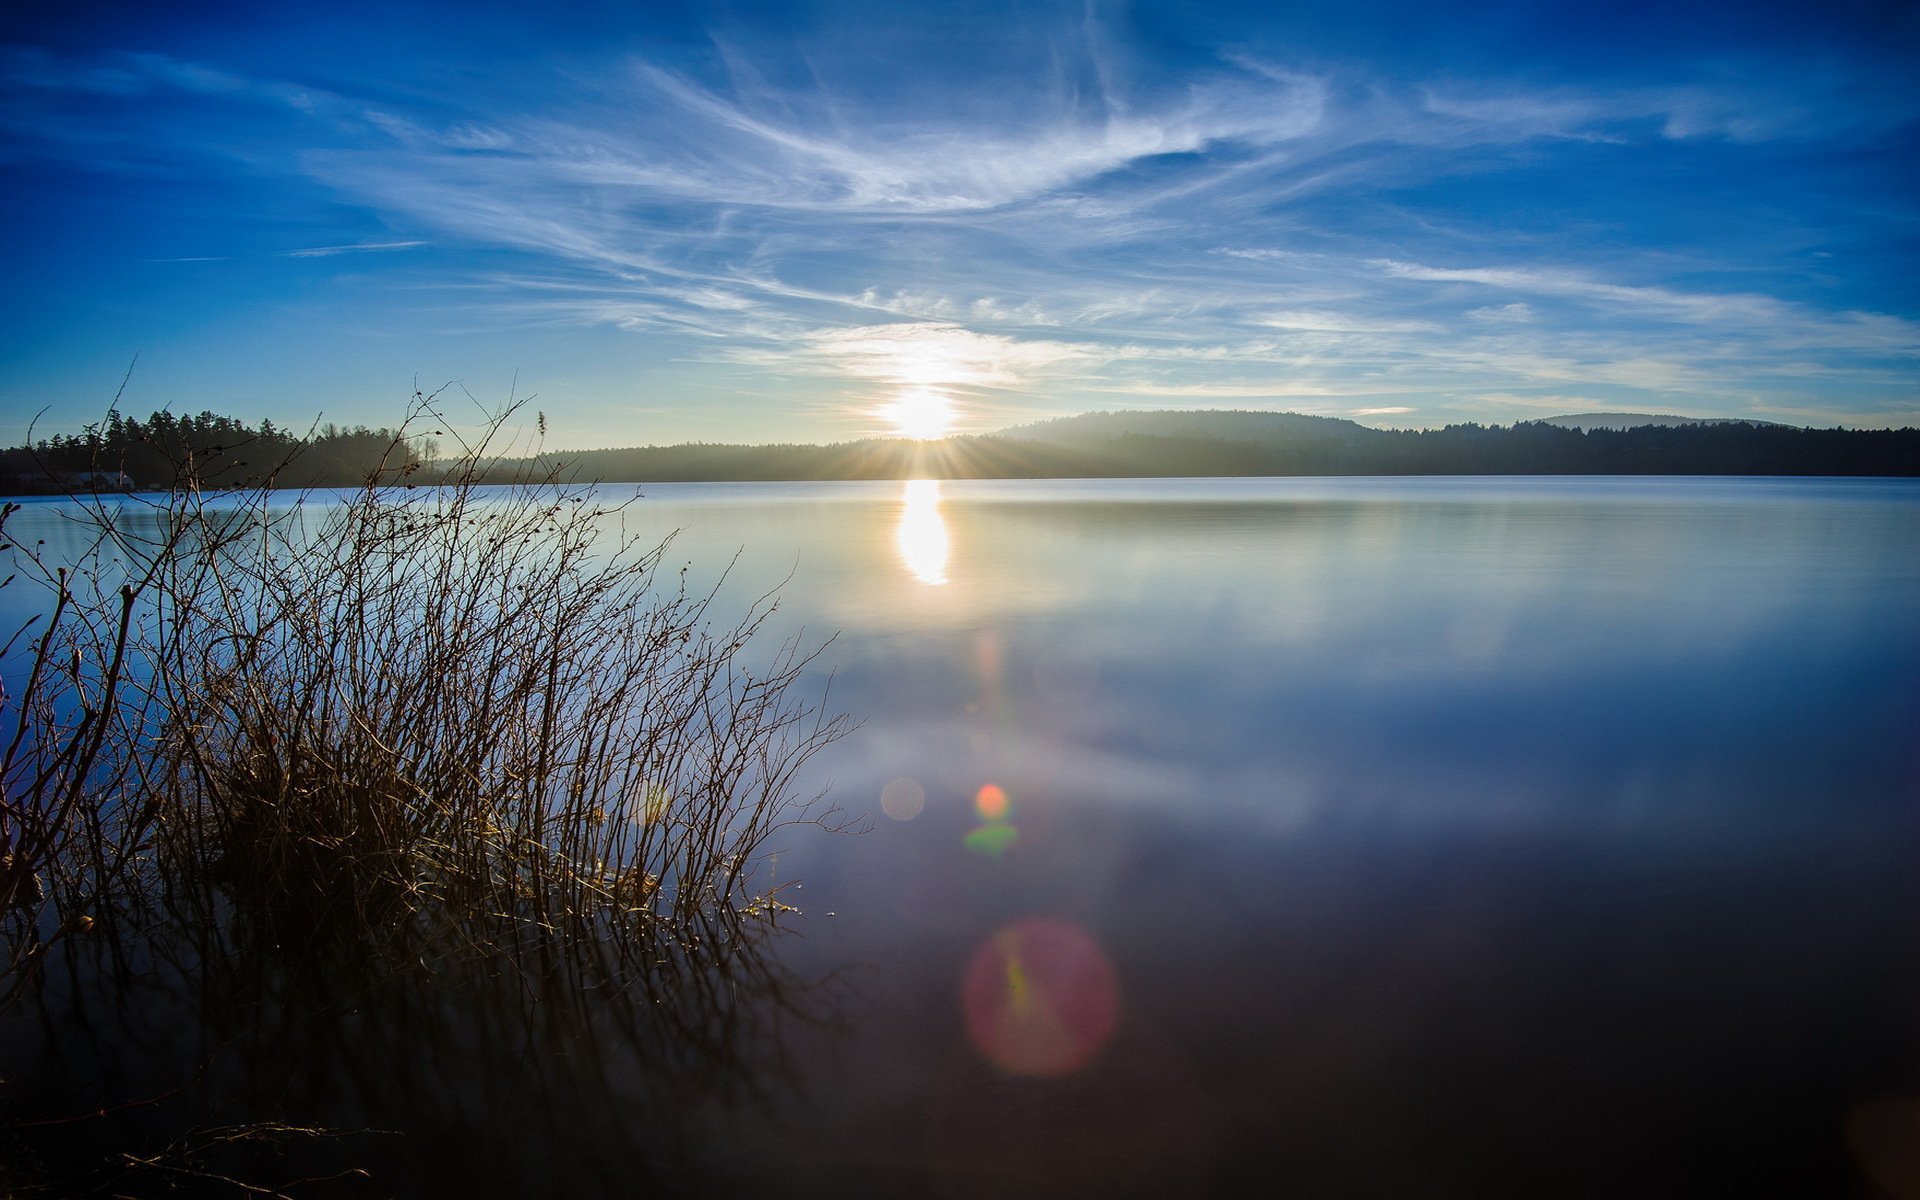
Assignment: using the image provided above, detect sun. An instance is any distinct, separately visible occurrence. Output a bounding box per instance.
[881,387,956,440]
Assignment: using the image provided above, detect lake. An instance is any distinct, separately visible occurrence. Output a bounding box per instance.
[4,475,1919,1197]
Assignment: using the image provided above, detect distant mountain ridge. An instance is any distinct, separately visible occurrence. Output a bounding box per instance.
[1536,412,1788,432]
[997,409,1373,445]
[994,408,1785,440]
[13,407,1912,492]
[515,408,1916,481]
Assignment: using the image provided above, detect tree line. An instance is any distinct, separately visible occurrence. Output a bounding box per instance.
[1,409,420,492]
[6,409,1917,491]
[525,419,1920,481]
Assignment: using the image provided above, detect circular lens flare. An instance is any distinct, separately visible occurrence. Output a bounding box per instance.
[881,777,926,821]
[629,779,671,824]
[963,918,1119,1076]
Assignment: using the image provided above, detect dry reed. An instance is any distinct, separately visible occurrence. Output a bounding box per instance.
[1,393,852,996]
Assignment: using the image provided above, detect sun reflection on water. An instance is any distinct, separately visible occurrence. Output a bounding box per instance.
[896,479,950,585]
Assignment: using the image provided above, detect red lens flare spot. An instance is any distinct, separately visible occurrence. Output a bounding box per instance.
[962,918,1119,1077]
[974,783,1009,821]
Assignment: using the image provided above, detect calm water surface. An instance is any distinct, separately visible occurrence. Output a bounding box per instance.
[5,476,1919,1197]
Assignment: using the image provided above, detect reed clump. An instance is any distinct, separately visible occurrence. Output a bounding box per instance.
[2,396,851,991]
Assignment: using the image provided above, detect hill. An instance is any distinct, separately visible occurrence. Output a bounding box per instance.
[999,409,1376,446]
[522,409,1918,481]
[9,408,1916,490]
[1538,412,1789,432]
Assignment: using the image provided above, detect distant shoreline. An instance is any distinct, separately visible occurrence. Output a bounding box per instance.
[7,409,1917,492]
[476,420,1920,483]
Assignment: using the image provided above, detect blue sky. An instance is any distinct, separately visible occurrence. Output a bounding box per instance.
[2,0,1916,448]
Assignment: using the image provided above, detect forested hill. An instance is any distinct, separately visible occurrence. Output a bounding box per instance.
[1535,412,1790,432]
[526,410,1920,481]
[1005,409,1377,446]
[1,411,419,493]
[7,408,1918,491]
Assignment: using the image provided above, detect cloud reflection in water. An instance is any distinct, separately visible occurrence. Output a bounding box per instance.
[496,476,1920,1195]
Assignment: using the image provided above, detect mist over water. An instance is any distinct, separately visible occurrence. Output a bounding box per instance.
[6,476,1918,1197]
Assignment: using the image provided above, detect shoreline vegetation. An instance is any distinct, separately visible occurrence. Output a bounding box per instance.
[4,408,1918,494]
[0,395,853,1193]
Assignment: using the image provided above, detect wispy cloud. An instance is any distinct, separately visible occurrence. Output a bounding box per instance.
[1258,310,1440,334]
[1467,303,1534,323]
[283,240,428,258]
[484,60,1331,216]
[3,10,1915,443]
[727,322,1096,394]
[1417,71,1920,144]
[1372,259,1786,321]
[1375,258,1920,356]
[0,45,332,112]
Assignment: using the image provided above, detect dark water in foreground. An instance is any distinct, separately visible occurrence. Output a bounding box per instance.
[5,476,1919,1197]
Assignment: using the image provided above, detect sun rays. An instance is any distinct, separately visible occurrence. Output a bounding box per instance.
[880,386,957,440]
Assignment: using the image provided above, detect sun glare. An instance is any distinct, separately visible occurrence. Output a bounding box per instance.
[882,387,956,440]
[897,479,950,585]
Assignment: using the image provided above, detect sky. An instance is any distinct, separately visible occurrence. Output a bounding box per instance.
[2,0,1917,449]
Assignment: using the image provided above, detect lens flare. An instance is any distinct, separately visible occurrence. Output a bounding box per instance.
[1847,1094,1920,1199]
[629,779,671,824]
[964,782,1018,856]
[880,777,926,821]
[962,918,1119,1076]
[963,822,1019,857]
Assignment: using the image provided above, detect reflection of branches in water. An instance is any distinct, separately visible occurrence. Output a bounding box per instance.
[0,1029,392,1200]
[113,1123,380,1199]
[3,389,856,1010]
[1,391,863,1196]
[3,906,851,1197]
